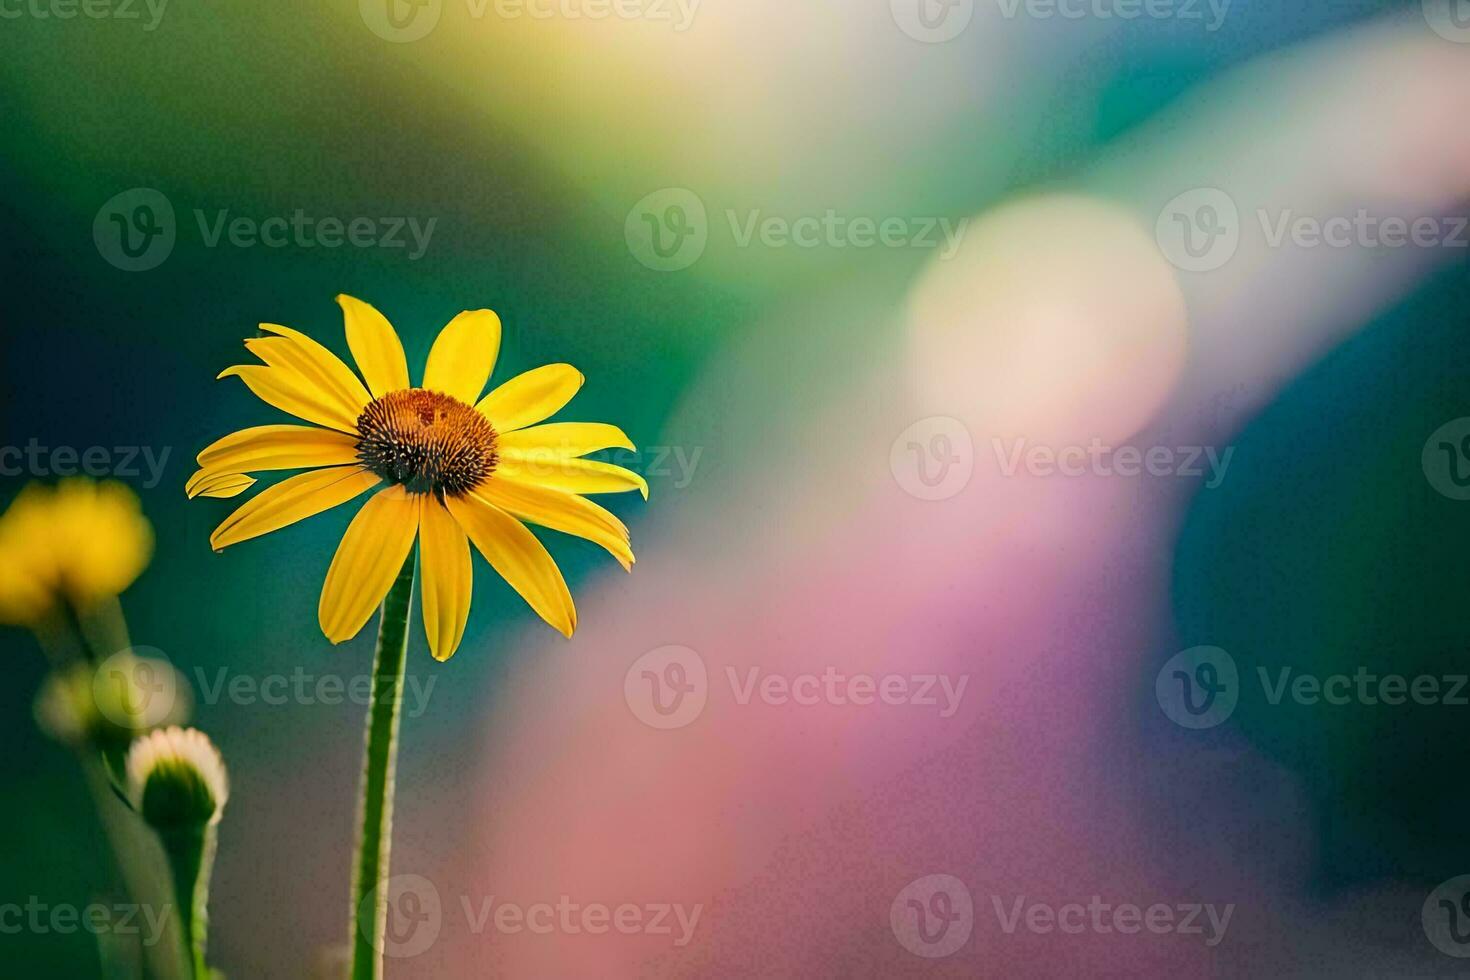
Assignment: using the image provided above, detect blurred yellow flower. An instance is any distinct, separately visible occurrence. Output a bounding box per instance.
[0,479,154,625]
[189,295,644,659]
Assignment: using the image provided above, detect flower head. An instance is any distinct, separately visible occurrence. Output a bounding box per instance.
[189,296,645,659]
[125,726,229,828]
[0,479,154,625]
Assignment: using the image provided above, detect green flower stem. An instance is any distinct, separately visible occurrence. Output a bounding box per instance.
[80,754,189,980]
[157,822,218,980]
[349,550,417,980]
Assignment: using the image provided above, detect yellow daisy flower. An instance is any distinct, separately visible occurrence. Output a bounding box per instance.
[0,479,154,625]
[189,295,645,658]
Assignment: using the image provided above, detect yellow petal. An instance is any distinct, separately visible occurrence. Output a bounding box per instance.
[46,480,154,607]
[338,294,410,398]
[0,484,59,591]
[445,493,575,637]
[496,456,649,500]
[318,486,420,644]
[476,478,633,570]
[217,364,360,434]
[419,498,473,661]
[210,466,379,551]
[475,364,584,433]
[422,309,501,405]
[497,422,636,457]
[251,325,373,413]
[186,470,257,499]
[197,424,361,473]
[0,558,51,625]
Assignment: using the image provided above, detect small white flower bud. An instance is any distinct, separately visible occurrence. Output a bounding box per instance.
[125,726,229,827]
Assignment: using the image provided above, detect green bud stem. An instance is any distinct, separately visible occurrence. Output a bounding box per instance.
[157,821,218,980]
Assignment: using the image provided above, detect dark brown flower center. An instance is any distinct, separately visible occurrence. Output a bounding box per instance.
[355,389,498,497]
